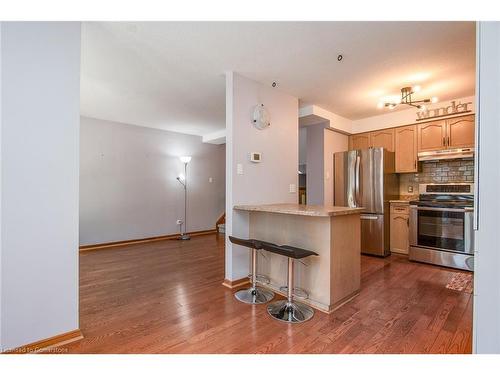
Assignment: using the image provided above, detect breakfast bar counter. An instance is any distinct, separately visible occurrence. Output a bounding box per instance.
[233,203,363,313]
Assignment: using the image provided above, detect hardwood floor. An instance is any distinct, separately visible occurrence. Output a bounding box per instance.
[61,234,472,354]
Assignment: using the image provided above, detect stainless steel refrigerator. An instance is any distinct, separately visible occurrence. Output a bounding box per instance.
[333,148,399,256]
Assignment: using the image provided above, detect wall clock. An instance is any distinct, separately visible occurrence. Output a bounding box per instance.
[252,104,270,130]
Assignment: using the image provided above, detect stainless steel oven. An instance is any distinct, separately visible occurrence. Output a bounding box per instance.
[409,183,474,271]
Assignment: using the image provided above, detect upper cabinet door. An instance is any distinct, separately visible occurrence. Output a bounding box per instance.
[351,133,370,150]
[417,120,447,152]
[395,125,417,173]
[370,129,395,152]
[446,115,475,148]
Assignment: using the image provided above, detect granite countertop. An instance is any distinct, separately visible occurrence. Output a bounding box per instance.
[390,195,418,204]
[233,203,365,217]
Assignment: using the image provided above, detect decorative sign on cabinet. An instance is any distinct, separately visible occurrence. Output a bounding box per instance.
[416,100,473,121]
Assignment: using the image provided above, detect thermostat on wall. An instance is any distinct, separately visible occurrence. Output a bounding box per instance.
[250,152,262,163]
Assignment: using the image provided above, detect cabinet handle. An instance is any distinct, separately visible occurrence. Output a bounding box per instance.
[414,160,417,170]
[407,217,409,227]
[443,137,446,146]
[447,136,450,147]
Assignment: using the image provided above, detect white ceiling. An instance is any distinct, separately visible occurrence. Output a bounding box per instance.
[81,21,475,136]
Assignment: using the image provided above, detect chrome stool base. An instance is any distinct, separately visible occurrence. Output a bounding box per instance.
[235,286,275,304]
[267,300,314,323]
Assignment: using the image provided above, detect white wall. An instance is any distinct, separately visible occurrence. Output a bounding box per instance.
[0,22,80,350]
[299,105,352,134]
[305,124,349,205]
[305,123,326,205]
[299,127,307,165]
[80,116,225,246]
[0,22,3,350]
[351,96,475,133]
[323,129,349,206]
[473,21,500,354]
[225,72,298,281]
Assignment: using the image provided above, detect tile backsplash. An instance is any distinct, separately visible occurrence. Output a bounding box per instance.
[399,159,474,196]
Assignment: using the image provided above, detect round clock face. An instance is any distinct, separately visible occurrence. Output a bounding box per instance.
[252,104,270,130]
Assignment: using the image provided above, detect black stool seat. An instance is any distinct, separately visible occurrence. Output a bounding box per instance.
[261,242,318,259]
[228,236,263,249]
[228,236,277,251]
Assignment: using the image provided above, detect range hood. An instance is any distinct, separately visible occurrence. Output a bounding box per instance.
[418,148,474,161]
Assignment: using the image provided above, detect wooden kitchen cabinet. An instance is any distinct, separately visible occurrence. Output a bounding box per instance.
[447,115,475,148]
[350,130,394,151]
[390,203,409,255]
[417,120,447,152]
[417,115,475,152]
[370,129,395,152]
[351,133,370,150]
[395,125,417,173]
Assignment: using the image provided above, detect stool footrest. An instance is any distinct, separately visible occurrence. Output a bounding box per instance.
[279,286,309,299]
[248,274,270,285]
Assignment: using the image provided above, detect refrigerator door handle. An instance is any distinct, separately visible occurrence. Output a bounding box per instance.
[360,214,379,220]
[355,155,361,207]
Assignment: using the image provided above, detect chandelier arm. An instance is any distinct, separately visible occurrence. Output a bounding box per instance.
[401,92,412,102]
[379,86,432,110]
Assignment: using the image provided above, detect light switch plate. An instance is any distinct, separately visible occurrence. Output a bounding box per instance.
[237,163,243,175]
[289,184,297,193]
[209,177,213,183]
[408,185,414,193]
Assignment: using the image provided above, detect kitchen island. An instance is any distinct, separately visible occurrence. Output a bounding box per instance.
[233,203,363,313]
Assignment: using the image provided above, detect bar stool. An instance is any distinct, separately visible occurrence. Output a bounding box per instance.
[260,242,318,323]
[228,236,275,304]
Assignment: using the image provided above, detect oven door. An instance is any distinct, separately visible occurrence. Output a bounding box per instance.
[411,206,473,254]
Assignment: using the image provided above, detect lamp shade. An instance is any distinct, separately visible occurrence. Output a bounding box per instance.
[179,156,192,164]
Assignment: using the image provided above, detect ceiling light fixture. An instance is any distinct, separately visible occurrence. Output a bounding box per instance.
[378,86,438,110]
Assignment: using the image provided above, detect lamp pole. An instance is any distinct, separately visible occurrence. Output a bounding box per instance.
[177,156,191,240]
[181,161,190,240]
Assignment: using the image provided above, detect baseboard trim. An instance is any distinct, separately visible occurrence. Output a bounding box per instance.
[4,329,83,354]
[80,229,218,252]
[222,277,250,289]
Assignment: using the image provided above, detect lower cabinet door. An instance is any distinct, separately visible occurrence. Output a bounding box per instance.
[390,213,409,254]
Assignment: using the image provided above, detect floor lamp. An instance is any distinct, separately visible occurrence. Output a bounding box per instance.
[176,156,192,240]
